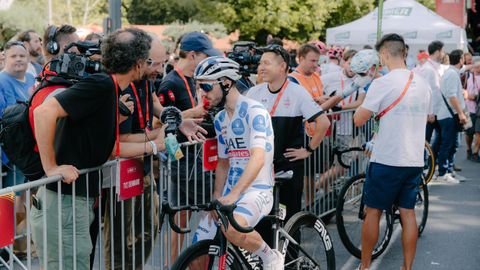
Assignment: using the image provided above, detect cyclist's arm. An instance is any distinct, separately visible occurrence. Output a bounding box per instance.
[213,158,229,199]
[228,147,265,197]
[353,107,373,127]
[342,92,366,110]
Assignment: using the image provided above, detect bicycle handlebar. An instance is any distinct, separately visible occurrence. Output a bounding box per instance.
[333,146,365,169]
[160,200,254,234]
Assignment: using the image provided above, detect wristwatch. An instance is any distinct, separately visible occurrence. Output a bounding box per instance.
[306,144,315,153]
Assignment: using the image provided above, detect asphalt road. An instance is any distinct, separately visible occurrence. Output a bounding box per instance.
[333,144,480,270]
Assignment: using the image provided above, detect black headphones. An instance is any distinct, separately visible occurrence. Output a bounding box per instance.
[46,25,59,55]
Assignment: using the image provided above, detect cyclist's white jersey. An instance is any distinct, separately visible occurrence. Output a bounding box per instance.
[214,94,275,195]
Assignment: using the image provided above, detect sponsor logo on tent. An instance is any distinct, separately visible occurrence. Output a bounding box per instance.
[373,7,413,18]
[403,31,418,39]
[436,30,452,40]
[335,32,350,42]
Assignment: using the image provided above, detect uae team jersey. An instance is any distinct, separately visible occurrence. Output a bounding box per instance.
[214,94,275,195]
[246,81,323,171]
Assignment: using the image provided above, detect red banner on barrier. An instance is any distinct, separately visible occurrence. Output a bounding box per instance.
[203,138,218,171]
[116,159,144,201]
[0,193,14,248]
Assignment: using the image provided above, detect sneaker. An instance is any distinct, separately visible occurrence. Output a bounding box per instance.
[453,164,462,172]
[438,173,460,184]
[454,173,467,181]
[263,250,284,270]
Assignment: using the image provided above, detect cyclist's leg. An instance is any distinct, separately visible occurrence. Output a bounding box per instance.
[221,190,280,265]
[361,207,382,269]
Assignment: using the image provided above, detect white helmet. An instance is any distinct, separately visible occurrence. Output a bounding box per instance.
[194,56,242,82]
[350,49,380,74]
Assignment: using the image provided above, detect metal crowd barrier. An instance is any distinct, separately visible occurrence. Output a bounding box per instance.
[0,109,373,270]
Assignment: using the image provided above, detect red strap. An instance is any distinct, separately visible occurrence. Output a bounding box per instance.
[375,71,414,121]
[269,80,289,116]
[130,82,147,130]
[111,75,120,157]
[175,67,195,108]
[145,81,150,129]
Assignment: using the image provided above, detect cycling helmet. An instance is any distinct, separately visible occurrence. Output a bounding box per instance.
[350,49,380,75]
[194,56,242,82]
[311,41,327,53]
[328,46,343,60]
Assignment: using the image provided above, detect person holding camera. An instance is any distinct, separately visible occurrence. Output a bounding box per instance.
[246,45,330,243]
[42,24,79,63]
[30,28,162,270]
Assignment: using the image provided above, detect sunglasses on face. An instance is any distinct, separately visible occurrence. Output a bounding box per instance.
[199,81,220,92]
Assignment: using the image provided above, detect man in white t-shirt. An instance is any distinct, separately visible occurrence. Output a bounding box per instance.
[354,34,432,270]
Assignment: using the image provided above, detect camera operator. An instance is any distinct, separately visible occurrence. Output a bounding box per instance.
[31,28,162,270]
[42,24,80,63]
[246,44,330,245]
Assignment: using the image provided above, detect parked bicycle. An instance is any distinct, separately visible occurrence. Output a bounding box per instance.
[167,171,336,270]
[334,146,429,259]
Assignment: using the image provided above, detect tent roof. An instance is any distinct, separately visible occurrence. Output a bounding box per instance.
[326,0,467,49]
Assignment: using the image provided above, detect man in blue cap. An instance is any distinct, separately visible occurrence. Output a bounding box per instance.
[157,31,222,264]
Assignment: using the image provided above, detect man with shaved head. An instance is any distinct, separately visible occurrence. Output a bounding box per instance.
[31,28,155,270]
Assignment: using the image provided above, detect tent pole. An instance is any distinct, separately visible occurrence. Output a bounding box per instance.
[377,0,384,41]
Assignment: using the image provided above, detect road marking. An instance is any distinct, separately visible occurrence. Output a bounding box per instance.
[370,224,402,270]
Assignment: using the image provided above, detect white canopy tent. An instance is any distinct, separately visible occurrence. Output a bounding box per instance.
[326,0,468,55]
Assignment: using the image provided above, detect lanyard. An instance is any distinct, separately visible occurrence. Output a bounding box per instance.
[375,71,414,121]
[269,80,289,116]
[175,67,195,108]
[111,75,120,157]
[129,81,150,130]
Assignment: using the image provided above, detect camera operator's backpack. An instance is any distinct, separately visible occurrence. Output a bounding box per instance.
[0,76,72,181]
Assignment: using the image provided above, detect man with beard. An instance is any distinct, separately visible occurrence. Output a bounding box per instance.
[18,30,43,77]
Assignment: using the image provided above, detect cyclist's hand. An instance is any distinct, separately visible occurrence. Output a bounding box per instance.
[284,148,311,161]
[179,118,207,142]
[217,191,240,207]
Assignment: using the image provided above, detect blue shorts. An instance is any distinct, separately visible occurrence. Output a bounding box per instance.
[363,162,422,210]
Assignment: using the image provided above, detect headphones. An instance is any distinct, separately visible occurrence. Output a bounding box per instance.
[46,25,59,55]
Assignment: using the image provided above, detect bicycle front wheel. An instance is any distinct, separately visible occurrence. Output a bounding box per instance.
[335,173,393,259]
[171,239,243,270]
[280,211,336,270]
[423,142,435,185]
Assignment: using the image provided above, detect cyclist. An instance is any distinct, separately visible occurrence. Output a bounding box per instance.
[320,46,344,75]
[191,56,284,269]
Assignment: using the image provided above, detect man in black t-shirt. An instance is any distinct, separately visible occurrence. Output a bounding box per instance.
[158,31,222,263]
[31,28,158,270]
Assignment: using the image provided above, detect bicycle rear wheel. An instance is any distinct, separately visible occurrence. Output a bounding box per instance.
[280,211,336,270]
[171,239,243,270]
[423,142,435,185]
[335,173,393,259]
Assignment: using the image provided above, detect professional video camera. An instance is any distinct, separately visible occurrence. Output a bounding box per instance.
[49,41,102,80]
[227,41,263,75]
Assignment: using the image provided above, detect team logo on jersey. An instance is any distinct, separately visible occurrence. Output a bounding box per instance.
[252,115,266,132]
[219,110,226,122]
[218,134,225,145]
[232,119,245,135]
[159,94,165,105]
[228,167,244,186]
[239,102,248,118]
[265,142,272,152]
[167,90,175,102]
[283,97,291,108]
[214,120,222,132]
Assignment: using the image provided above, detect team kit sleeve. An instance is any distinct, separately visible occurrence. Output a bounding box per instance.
[214,111,229,159]
[297,85,323,122]
[248,107,270,150]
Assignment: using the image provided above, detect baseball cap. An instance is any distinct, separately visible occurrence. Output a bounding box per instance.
[417,51,429,61]
[179,32,222,57]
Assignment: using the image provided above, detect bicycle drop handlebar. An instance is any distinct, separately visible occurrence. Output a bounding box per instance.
[160,200,254,234]
[333,146,365,169]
